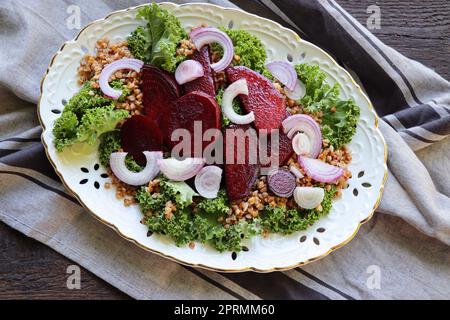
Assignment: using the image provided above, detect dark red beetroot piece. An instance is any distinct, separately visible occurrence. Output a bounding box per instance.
[268,169,296,197]
[225,66,286,132]
[259,129,293,167]
[120,115,163,166]
[142,65,182,123]
[224,124,260,202]
[182,46,216,97]
[161,91,221,155]
[259,112,294,167]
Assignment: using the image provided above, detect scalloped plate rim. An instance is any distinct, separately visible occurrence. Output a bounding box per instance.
[37,2,388,273]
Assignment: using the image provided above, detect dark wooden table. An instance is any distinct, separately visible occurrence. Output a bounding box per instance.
[0,0,448,300]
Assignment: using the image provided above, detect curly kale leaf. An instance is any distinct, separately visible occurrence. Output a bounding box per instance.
[52,110,79,145]
[127,26,151,63]
[160,178,198,210]
[98,131,121,167]
[135,185,260,252]
[295,63,360,148]
[61,81,112,118]
[295,63,340,112]
[212,28,270,77]
[210,219,261,252]
[321,99,360,148]
[76,106,128,145]
[98,131,142,171]
[110,80,131,102]
[196,189,231,216]
[261,187,334,234]
[128,3,187,72]
[53,81,129,152]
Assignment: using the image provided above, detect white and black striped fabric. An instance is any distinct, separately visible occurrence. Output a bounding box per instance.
[258,0,450,150]
[257,0,450,151]
[1,0,449,299]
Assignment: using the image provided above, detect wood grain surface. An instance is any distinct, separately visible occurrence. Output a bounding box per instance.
[0,0,448,300]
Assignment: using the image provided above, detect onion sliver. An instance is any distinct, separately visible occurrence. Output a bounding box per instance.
[298,156,344,183]
[266,61,297,91]
[194,166,223,199]
[110,151,162,186]
[222,79,255,124]
[175,60,204,85]
[285,79,306,101]
[268,169,296,197]
[289,165,304,179]
[190,27,234,72]
[294,187,324,209]
[99,58,144,100]
[292,132,311,156]
[282,114,322,158]
[158,157,205,181]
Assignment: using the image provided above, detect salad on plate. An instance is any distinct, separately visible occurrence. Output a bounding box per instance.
[52,3,360,253]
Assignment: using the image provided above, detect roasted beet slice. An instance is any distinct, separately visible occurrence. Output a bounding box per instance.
[226,66,286,131]
[259,112,294,167]
[120,115,163,165]
[142,65,181,123]
[224,124,260,202]
[182,46,216,97]
[161,91,221,155]
[259,129,294,168]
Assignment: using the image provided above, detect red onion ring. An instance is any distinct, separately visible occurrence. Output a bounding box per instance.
[289,165,304,179]
[266,61,297,91]
[292,132,311,156]
[284,79,306,100]
[282,114,322,158]
[99,58,144,100]
[294,187,325,209]
[158,157,205,181]
[222,79,255,124]
[298,156,344,183]
[194,166,223,199]
[190,27,234,72]
[175,59,204,85]
[109,151,162,186]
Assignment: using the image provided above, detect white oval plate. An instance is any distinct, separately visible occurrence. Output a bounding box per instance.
[38,2,387,272]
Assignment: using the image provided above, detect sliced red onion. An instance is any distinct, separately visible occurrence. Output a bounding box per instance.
[109,151,162,186]
[282,114,322,158]
[194,166,222,199]
[285,79,306,100]
[289,165,304,179]
[266,61,297,91]
[175,59,204,85]
[158,157,205,181]
[190,27,234,72]
[268,169,296,197]
[298,156,344,183]
[294,187,324,209]
[222,79,255,124]
[292,132,311,156]
[99,58,144,100]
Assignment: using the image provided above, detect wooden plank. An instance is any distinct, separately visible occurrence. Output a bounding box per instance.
[337,0,450,80]
[0,223,128,300]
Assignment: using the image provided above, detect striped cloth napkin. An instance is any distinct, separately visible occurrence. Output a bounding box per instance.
[0,0,449,299]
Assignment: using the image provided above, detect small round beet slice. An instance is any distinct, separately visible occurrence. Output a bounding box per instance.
[120,115,163,166]
[268,169,296,197]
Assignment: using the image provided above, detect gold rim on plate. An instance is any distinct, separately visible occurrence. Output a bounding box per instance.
[37,2,388,273]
